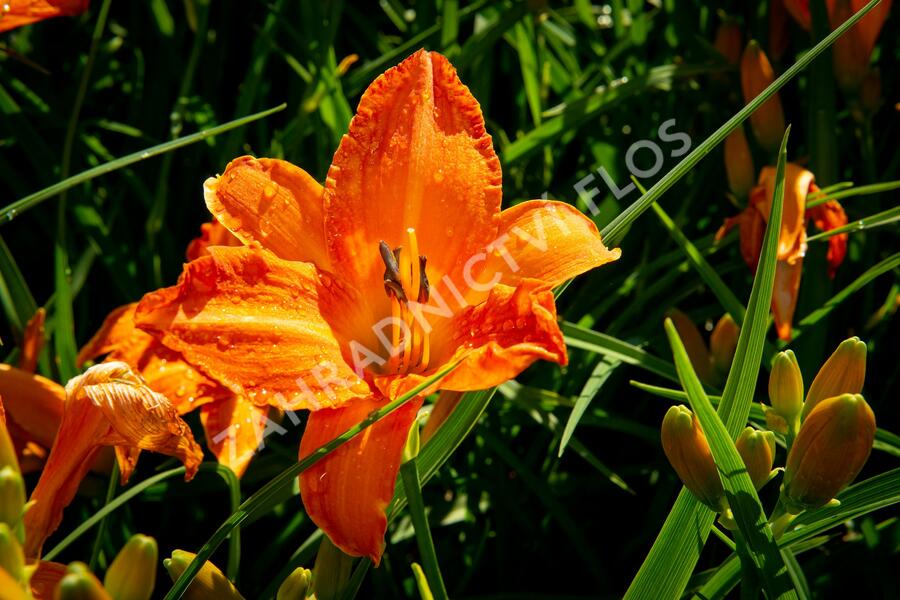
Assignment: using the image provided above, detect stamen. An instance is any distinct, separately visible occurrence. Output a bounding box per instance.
[377,230,431,375]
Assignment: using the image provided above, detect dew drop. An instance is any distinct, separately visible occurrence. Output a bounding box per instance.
[263,184,277,200]
[216,334,231,350]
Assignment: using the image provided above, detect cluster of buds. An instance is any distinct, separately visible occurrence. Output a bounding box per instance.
[661,406,776,513]
[766,338,875,514]
[661,337,876,519]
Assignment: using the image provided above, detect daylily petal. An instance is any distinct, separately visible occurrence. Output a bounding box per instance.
[204,157,330,268]
[77,304,228,414]
[752,164,813,263]
[19,308,46,373]
[807,199,848,277]
[481,200,620,291]
[324,49,502,297]
[772,258,803,342]
[134,247,367,410]
[0,364,63,451]
[378,281,567,398]
[299,395,422,564]
[716,206,765,272]
[186,219,243,262]
[24,362,202,558]
[200,396,269,478]
[29,560,68,600]
[0,0,89,34]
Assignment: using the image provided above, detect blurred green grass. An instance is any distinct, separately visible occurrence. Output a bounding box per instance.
[1,1,898,598]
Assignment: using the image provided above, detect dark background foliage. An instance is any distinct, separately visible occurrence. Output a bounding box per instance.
[1,1,897,598]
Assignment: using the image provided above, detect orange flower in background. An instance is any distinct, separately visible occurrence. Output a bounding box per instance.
[830,0,893,92]
[24,362,202,558]
[0,0,89,33]
[717,163,848,341]
[782,0,892,92]
[740,41,786,154]
[133,49,620,563]
[0,364,63,474]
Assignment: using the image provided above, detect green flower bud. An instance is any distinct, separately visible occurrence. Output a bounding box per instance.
[783,394,875,513]
[769,350,803,425]
[312,536,355,600]
[276,567,312,600]
[0,523,24,585]
[57,562,112,600]
[661,405,726,512]
[103,534,158,600]
[0,466,25,542]
[735,428,776,491]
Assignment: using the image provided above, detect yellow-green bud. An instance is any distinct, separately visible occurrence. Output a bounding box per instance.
[312,536,355,600]
[660,405,726,512]
[0,523,24,585]
[0,466,25,542]
[782,394,875,514]
[0,416,18,475]
[164,550,244,600]
[803,338,866,420]
[769,350,804,425]
[57,562,112,600]
[710,314,739,375]
[0,566,28,599]
[735,428,776,491]
[103,534,158,600]
[276,567,312,600]
[402,421,420,463]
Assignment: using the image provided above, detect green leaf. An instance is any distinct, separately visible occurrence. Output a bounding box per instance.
[0,104,287,225]
[806,179,900,208]
[559,356,620,456]
[651,202,745,324]
[806,204,900,241]
[0,235,38,340]
[561,321,679,384]
[788,252,900,342]
[400,459,448,600]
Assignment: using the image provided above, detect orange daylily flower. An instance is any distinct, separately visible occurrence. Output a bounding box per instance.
[716,163,848,340]
[0,0,89,33]
[132,49,620,563]
[24,362,203,558]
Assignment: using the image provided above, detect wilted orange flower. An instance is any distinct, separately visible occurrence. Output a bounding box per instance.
[0,0,89,33]
[716,163,848,341]
[24,362,202,558]
[133,49,620,563]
